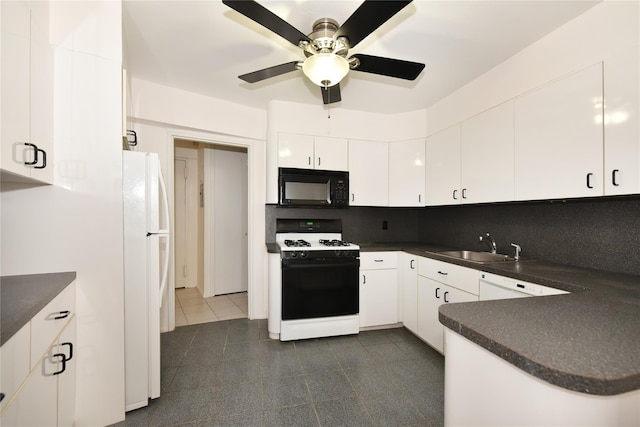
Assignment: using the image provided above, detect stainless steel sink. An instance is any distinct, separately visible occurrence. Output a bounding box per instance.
[437,250,516,263]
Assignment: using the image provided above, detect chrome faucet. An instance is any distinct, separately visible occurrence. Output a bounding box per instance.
[511,243,521,261]
[479,233,497,254]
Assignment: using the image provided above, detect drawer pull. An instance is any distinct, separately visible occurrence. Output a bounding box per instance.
[374,259,383,262]
[52,342,73,376]
[48,310,71,321]
[437,271,448,276]
[410,259,415,269]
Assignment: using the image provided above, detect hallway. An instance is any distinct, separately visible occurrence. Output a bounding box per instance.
[175,288,248,326]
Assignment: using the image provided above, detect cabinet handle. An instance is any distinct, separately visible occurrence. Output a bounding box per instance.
[23,143,39,165]
[34,148,47,169]
[437,271,448,276]
[351,194,355,202]
[444,291,449,303]
[418,194,421,203]
[317,157,321,166]
[452,189,457,200]
[374,259,383,262]
[48,310,71,320]
[586,173,594,189]
[51,342,74,376]
[60,342,73,361]
[362,274,366,284]
[308,156,311,166]
[612,169,620,186]
[462,188,467,199]
[0,393,5,403]
[410,259,415,269]
[435,287,440,299]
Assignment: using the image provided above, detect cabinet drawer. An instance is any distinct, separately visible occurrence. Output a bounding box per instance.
[418,257,480,295]
[0,323,30,411]
[360,252,398,269]
[30,283,75,369]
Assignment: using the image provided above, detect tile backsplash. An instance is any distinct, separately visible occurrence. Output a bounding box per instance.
[266,196,640,276]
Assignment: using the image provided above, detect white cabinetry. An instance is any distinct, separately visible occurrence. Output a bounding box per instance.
[0,1,53,184]
[389,139,426,206]
[1,283,76,426]
[514,63,603,200]
[461,101,515,203]
[398,252,418,334]
[359,252,398,328]
[278,133,348,171]
[604,46,640,195]
[349,140,389,206]
[425,126,461,205]
[417,258,478,353]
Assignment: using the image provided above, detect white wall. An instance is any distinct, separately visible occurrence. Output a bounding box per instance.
[128,80,268,320]
[0,2,125,426]
[426,0,640,135]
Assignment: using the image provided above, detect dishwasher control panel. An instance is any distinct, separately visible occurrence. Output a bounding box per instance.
[479,272,569,300]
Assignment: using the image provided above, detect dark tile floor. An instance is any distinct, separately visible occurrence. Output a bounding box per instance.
[113,319,444,426]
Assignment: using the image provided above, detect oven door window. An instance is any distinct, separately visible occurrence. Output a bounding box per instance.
[281,261,359,320]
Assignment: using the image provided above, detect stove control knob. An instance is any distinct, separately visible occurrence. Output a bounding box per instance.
[300,251,308,258]
[290,252,297,258]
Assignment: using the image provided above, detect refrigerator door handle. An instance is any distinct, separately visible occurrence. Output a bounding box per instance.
[158,233,170,307]
[157,167,171,235]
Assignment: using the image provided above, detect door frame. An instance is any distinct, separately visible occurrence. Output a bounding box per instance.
[161,128,264,332]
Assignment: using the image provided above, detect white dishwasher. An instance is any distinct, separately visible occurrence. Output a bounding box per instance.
[479,272,568,300]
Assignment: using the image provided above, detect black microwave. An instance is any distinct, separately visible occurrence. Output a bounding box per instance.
[278,168,349,207]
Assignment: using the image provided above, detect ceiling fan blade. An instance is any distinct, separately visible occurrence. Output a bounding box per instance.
[335,0,413,48]
[350,54,425,80]
[223,0,311,47]
[321,84,341,104]
[238,61,300,83]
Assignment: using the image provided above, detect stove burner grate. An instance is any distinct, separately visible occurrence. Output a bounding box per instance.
[284,239,311,247]
[319,239,351,247]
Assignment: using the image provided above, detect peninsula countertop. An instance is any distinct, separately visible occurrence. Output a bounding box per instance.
[356,242,640,396]
[1,272,76,346]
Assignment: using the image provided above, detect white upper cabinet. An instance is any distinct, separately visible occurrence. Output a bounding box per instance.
[349,140,389,206]
[0,1,53,184]
[314,136,348,171]
[514,63,604,201]
[603,46,639,195]
[277,133,348,171]
[461,101,515,203]
[425,125,461,205]
[389,139,426,207]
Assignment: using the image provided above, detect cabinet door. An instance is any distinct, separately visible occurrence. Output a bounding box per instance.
[314,136,348,171]
[417,276,445,353]
[27,0,54,183]
[1,342,58,427]
[426,126,461,205]
[604,46,639,195]
[348,140,389,206]
[0,1,32,179]
[0,324,30,413]
[360,269,398,328]
[399,253,418,334]
[389,139,426,206]
[57,317,76,427]
[417,277,477,354]
[278,133,314,168]
[461,101,515,203]
[514,63,603,200]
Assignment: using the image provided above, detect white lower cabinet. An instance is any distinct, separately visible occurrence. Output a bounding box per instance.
[399,252,418,334]
[0,283,76,427]
[417,258,479,353]
[359,252,398,328]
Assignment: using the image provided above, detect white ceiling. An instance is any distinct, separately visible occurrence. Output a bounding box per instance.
[122,0,600,115]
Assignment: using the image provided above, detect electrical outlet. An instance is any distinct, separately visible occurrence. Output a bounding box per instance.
[382,220,388,230]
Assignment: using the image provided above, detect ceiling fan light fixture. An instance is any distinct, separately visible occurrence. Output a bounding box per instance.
[302,53,349,87]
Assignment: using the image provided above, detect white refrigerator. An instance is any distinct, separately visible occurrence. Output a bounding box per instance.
[123,151,170,412]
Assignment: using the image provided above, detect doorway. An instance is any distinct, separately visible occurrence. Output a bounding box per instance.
[173,139,248,326]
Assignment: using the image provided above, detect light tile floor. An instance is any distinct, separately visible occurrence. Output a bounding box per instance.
[175,288,248,326]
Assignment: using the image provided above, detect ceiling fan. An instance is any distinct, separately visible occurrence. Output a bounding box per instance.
[222,0,425,105]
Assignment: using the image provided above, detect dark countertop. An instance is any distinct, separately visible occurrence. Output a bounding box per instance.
[1,272,76,346]
[356,242,640,396]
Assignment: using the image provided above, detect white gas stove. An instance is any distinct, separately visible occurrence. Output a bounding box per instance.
[269,219,360,341]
